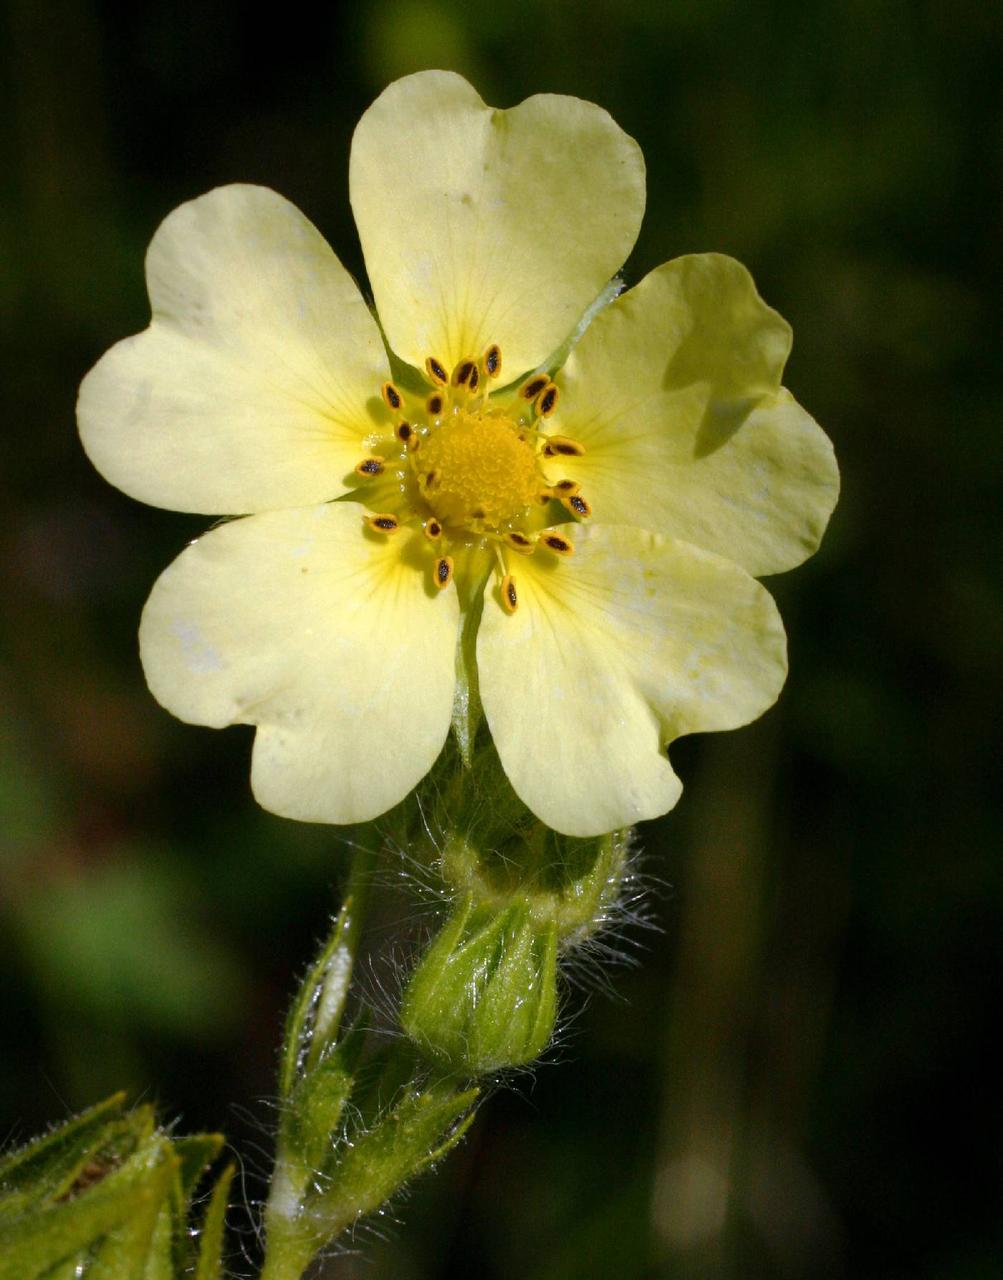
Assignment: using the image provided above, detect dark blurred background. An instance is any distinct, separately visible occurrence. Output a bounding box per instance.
[2,1,1001,1276]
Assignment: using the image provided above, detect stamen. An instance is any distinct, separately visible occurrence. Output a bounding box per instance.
[552,479,580,495]
[396,421,414,444]
[504,531,536,554]
[424,518,443,540]
[520,375,549,401]
[435,556,454,589]
[452,359,476,388]
[381,382,403,412]
[483,344,502,379]
[560,492,592,518]
[355,456,385,478]
[467,362,480,394]
[425,356,448,386]
[542,532,574,556]
[543,436,586,458]
[500,574,519,614]
[364,513,400,533]
[535,382,559,417]
[426,392,444,417]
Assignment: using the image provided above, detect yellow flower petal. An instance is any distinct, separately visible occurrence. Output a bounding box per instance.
[350,70,645,379]
[551,256,839,577]
[477,524,787,837]
[139,503,458,824]
[78,185,389,516]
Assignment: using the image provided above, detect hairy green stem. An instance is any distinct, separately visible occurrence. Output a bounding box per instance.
[262,837,374,1280]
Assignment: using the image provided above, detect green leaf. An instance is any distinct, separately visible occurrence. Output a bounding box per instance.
[85,1170,165,1280]
[0,1135,176,1280]
[317,1079,479,1233]
[0,1103,158,1238]
[173,1133,225,1207]
[0,1093,127,1217]
[279,890,366,1099]
[262,1074,477,1280]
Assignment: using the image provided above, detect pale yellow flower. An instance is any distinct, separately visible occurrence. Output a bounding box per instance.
[77,71,838,838]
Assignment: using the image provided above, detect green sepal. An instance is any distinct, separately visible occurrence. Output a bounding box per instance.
[194,1162,236,1280]
[156,1130,224,1279]
[401,897,558,1074]
[331,1078,479,1211]
[416,740,631,945]
[450,569,488,768]
[173,1133,225,1206]
[539,274,624,374]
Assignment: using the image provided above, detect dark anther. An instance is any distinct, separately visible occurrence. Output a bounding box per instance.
[543,437,585,457]
[521,375,548,400]
[537,384,558,416]
[426,356,448,385]
[544,534,572,554]
[382,382,402,411]
[484,344,502,377]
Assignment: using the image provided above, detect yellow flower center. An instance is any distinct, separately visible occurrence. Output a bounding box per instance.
[356,348,591,612]
[418,411,540,529]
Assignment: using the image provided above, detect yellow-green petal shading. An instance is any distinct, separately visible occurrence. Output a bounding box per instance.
[477,524,787,838]
[350,70,645,380]
[78,185,390,516]
[550,255,839,577]
[139,504,459,825]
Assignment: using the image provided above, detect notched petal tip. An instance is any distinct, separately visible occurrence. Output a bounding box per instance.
[143,504,459,826]
[79,184,389,516]
[350,71,646,376]
[477,524,788,837]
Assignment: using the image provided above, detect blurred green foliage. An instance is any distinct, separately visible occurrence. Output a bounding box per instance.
[1,0,1001,1277]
